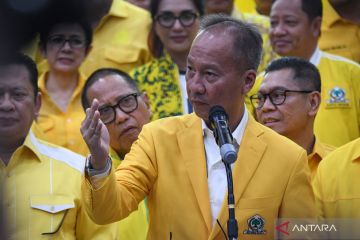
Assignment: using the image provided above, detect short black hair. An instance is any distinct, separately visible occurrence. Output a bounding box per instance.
[273,0,322,21]
[81,68,140,110]
[265,57,321,92]
[300,0,322,21]
[148,0,204,58]
[0,52,38,99]
[39,17,93,50]
[199,14,263,71]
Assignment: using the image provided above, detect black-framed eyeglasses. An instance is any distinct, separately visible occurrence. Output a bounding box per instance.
[47,35,86,49]
[155,11,199,28]
[98,93,140,124]
[250,89,313,109]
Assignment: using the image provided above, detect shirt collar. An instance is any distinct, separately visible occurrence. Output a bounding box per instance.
[22,129,45,162]
[201,106,249,146]
[96,0,128,30]
[309,138,326,160]
[309,47,322,66]
[323,1,343,27]
[38,72,86,100]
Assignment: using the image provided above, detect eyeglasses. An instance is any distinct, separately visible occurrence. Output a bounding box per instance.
[155,11,199,28]
[47,35,86,49]
[98,93,140,124]
[250,89,313,109]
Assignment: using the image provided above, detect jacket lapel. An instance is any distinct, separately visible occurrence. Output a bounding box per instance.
[209,116,267,239]
[177,114,212,233]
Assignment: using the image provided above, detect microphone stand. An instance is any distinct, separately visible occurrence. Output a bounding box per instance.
[224,161,238,240]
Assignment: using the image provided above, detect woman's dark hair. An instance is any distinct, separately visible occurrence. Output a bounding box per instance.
[148,0,204,58]
[39,17,93,51]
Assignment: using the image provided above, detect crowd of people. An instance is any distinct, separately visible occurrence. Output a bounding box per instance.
[1,0,359,239]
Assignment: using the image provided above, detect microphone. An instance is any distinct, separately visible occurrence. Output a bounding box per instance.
[208,106,237,164]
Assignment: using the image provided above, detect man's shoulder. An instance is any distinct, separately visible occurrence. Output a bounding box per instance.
[31,135,85,174]
[320,52,360,69]
[248,118,306,157]
[320,138,360,168]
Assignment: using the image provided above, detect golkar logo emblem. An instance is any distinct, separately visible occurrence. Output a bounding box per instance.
[328,87,348,104]
[243,214,266,235]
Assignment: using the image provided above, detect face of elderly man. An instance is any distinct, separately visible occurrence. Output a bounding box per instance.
[86,74,151,158]
[0,64,41,146]
[186,26,256,131]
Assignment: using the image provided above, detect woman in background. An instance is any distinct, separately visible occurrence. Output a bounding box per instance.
[132,0,203,120]
[33,18,92,155]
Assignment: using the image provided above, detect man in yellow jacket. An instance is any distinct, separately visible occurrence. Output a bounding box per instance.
[81,68,151,239]
[81,15,315,239]
[0,53,116,239]
[251,57,335,180]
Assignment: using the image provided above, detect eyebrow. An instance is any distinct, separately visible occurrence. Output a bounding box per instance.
[98,93,135,109]
[258,86,288,94]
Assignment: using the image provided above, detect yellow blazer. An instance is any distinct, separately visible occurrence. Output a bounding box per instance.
[82,113,315,239]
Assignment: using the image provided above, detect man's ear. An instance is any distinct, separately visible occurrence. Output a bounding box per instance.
[242,69,257,95]
[141,91,152,118]
[311,16,322,38]
[34,92,42,120]
[85,45,93,58]
[141,91,150,109]
[308,91,321,117]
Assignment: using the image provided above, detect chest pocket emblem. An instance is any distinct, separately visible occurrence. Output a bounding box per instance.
[243,214,267,235]
[325,87,350,108]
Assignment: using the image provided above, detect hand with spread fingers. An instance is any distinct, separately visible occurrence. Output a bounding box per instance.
[81,99,110,170]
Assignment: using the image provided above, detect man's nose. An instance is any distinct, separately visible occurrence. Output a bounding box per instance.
[114,107,130,123]
[0,94,15,111]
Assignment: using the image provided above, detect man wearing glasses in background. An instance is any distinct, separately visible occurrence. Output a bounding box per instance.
[81,68,151,240]
[251,57,335,180]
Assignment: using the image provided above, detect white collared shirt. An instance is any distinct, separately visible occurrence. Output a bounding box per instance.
[309,47,322,66]
[202,108,249,226]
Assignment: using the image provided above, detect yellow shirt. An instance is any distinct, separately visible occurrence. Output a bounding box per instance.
[307,140,335,181]
[313,138,360,217]
[231,9,278,73]
[1,131,117,239]
[247,49,360,147]
[319,0,360,64]
[234,0,257,14]
[110,148,149,240]
[33,73,88,156]
[80,0,152,76]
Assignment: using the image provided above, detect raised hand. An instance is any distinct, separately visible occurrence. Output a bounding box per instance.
[81,99,110,170]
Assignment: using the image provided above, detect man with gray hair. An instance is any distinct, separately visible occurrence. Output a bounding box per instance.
[81,14,315,239]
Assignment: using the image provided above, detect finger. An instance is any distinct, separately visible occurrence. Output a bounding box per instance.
[94,120,103,136]
[89,109,101,131]
[81,108,92,133]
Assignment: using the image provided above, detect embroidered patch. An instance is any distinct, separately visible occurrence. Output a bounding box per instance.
[325,87,350,108]
[243,214,266,235]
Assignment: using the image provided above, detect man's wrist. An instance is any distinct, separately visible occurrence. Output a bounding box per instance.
[85,155,112,177]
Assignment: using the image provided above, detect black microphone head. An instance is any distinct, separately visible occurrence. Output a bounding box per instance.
[209,105,228,123]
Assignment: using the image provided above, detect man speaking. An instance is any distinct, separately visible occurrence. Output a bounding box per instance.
[81,14,315,239]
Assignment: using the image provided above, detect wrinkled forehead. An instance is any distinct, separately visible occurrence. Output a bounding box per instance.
[88,75,135,100]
